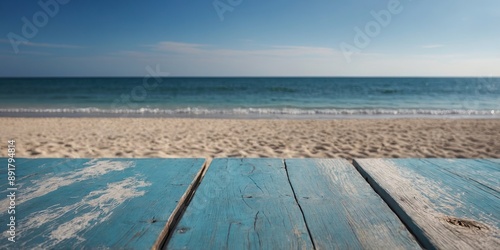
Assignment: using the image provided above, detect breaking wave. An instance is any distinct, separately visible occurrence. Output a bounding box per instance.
[0,107,498,118]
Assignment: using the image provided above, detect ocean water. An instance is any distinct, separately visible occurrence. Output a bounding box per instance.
[0,77,498,118]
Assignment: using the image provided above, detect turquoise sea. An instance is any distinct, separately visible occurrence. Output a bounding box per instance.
[0,77,498,118]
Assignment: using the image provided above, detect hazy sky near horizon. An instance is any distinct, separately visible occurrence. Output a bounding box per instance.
[1,0,499,77]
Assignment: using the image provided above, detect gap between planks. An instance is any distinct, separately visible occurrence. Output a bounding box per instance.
[352,160,435,250]
[153,160,209,250]
[158,158,431,250]
[283,159,317,250]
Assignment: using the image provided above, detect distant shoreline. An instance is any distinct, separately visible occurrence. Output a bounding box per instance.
[1,113,499,119]
[0,107,498,119]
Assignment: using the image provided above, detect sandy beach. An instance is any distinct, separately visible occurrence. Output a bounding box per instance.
[0,118,498,160]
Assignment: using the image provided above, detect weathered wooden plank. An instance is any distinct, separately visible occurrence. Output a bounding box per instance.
[286,159,421,249]
[166,158,314,250]
[0,158,206,249]
[432,159,500,193]
[354,159,500,250]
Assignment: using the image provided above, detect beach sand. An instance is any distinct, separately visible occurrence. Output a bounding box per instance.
[0,118,498,160]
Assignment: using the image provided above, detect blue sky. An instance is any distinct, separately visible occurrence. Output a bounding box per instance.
[1,0,499,76]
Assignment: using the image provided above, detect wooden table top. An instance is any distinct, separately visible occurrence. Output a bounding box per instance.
[1,158,498,249]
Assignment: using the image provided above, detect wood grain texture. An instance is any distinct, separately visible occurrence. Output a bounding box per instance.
[166,158,314,250]
[0,158,206,249]
[354,159,500,250]
[285,159,422,250]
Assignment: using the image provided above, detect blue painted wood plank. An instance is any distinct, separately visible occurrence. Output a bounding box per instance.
[166,158,314,250]
[286,159,421,249]
[354,159,500,250]
[431,159,499,193]
[0,158,206,249]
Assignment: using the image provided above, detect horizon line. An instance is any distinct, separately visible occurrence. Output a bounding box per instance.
[1,76,499,78]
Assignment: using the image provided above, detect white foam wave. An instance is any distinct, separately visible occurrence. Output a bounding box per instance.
[0,107,498,116]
